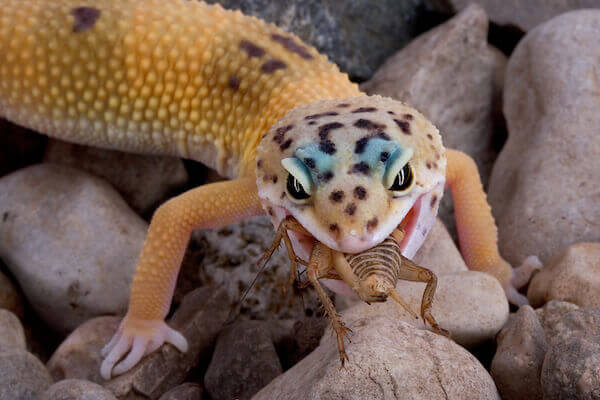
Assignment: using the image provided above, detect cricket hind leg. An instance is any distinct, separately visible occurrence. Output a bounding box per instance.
[308,243,351,366]
[396,255,450,337]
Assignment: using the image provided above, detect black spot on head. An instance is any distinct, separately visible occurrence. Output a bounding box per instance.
[427,133,433,140]
[329,223,339,232]
[387,111,395,115]
[228,76,240,90]
[273,125,293,144]
[366,217,378,231]
[305,111,339,120]
[352,107,377,113]
[280,191,286,199]
[261,59,287,74]
[394,119,411,134]
[72,7,101,33]
[354,186,367,200]
[329,190,345,203]
[353,119,385,131]
[318,122,344,139]
[270,33,313,60]
[344,203,357,216]
[303,157,316,169]
[375,131,390,140]
[240,40,266,58]
[272,175,278,184]
[319,139,336,155]
[430,195,438,209]
[426,162,432,169]
[349,162,370,175]
[319,171,334,182]
[256,159,263,168]
[307,121,316,126]
[403,113,414,121]
[267,207,275,216]
[337,103,350,108]
[280,139,293,151]
[380,152,390,162]
[354,137,370,154]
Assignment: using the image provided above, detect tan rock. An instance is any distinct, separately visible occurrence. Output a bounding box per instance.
[488,10,600,266]
[252,314,500,400]
[528,243,600,308]
[0,309,26,351]
[0,348,53,400]
[47,316,121,384]
[159,383,203,400]
[41,379,117,400]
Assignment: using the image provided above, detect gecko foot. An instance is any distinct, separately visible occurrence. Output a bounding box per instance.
[504,255,543,306]
[100,316,188,380]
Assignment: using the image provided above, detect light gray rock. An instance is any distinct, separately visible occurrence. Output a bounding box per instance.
[362,5,506,233]
[158,383,203,400]
[205,320,282,400]
[47,316,121,384]
[0,349,53,400]
[0,164,147,333]
[488,10,600,266]
[528,242,600,308]
[427,0,600,31]
[491,305,546,400]
[41,379,117,400]
[104,287,230,399]
[252,313,500,400]
[0,268,24,319]
[206,0,424,80]
[44,140,188,216]
[0,310,26,351]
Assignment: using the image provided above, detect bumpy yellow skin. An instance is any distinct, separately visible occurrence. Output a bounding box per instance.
[0,0,523,379]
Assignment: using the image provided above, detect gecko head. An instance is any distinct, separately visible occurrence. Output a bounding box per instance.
[255,95,446,256]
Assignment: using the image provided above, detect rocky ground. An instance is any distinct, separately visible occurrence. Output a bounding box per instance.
[0,1,599,399]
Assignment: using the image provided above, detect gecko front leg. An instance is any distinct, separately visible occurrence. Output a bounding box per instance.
[101,177,263,379]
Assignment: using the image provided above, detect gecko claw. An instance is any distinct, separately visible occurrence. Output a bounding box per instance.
[503,255,543,307]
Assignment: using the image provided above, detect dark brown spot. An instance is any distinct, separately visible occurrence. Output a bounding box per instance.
[376,131,391,140]
[267,207,275,216]
[270,33,313,60]
[240,40,266,58]
[345,203,357,216]
[337,103,350,108]
[307,121,316,125]
[329,223,339,232]
[354,186,367,200]
[72,7,101,33]
[352,107,377,113]
[426,162,432,169]
[394,119,411,134]
[380,152,390,162]
[350,162,370,175]
[427,133,433,140]
[303,158,316,169]
[354,137,370,154]
[387,111,395,115]
[280,191,286,199]
[261,59,287,74]
[280,139,293,151]
[366,217,378,230]
[272,175,278,184]
[329,191,345,203]
[319,171,334,182]
[318,122,344,139]
[319,139,336,155]
[273,125,293,144]
[403,113,414,120]
[353,118,385,130]
[228,76,240,90]
[256,159,263,168]
[430,195,438,209]
[305,111,339,120]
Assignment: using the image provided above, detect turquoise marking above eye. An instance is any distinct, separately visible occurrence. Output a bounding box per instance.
[383,147,414,189]
[282,157,314,195]
[294,143,335,181]
[357,138,399,177]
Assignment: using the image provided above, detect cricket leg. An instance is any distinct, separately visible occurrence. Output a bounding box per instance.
[397,255,450,337]
[309,243,351,366]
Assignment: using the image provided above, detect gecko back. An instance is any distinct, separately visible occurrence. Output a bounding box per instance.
[0,0,359,177]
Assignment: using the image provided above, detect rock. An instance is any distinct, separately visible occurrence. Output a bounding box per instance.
[159,383,203,400]
[205,320,282,400]
[528,242,600,308]
[490,305,546,400]
[0,310,26,350]
[269,317,327,369]
[536,300,580,339]
[0,164,148,333]
[0,118,47,177]
[0,349,53,400]
[0,268,24,319]
[362,5,506,233]
[44,140,188,216]
[346,271,507,348]
[41,379,117,400]
[541,307,600,400]
[413,218,468,275]
[47,316,121,384]
[205,0,424,80]
[176,216,324,321]
[104,287,230,399]
[488,10,600,266]
[252,313,500,399]
[426,0,600,31]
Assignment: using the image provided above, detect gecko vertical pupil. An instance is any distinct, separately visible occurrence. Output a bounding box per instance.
[287,174,310,200]
[389,164,414,192]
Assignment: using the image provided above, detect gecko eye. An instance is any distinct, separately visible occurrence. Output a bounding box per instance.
[389,163,414,192]
[286,174,311,200]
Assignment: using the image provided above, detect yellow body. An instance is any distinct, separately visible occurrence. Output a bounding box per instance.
[0,0,530,379]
